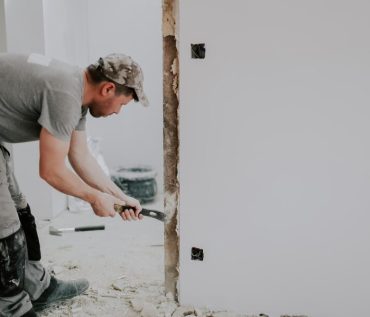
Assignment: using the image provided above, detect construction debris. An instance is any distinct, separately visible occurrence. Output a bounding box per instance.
[172,306,196,317]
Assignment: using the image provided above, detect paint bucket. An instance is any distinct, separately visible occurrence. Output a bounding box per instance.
[111,166,158,203]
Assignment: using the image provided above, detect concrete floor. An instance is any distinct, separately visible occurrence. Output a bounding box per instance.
[37,198,166,316]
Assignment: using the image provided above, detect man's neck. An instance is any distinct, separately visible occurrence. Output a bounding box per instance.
[82,70,94,106]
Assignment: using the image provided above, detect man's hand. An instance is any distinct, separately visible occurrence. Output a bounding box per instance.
[68,130,143,222]
[118,195,143,221]
[90,192,125,217]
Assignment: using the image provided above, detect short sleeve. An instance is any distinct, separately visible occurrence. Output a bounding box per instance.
[37,89,82,142]
[75,107,88,131]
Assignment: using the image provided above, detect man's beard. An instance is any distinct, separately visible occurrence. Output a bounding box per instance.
[88,105,101,118]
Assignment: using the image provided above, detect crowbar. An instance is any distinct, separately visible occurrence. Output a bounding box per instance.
[114,204,166,222]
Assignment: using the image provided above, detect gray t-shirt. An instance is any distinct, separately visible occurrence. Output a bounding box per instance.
[0,53,87,144]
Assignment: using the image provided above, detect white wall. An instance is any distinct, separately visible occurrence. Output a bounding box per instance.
[0,0,6,52]
[85,0,164,191]
[179,1,370,316]
[3,0,67,219]
[43,0,89,66]
[4,0,44,54]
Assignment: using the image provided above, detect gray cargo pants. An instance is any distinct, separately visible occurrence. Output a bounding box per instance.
[0,144,50,317]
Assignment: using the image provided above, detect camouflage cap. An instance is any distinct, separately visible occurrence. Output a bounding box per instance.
[95,53,149,107]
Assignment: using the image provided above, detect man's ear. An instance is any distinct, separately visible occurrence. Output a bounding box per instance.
[100,82,116,96]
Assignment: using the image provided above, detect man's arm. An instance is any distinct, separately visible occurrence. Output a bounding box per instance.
[39,128,125,217]
[68,130,142,220]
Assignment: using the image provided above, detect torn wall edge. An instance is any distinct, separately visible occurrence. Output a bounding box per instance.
[163,0,180,300]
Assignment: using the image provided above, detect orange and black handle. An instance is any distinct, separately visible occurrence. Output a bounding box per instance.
[114,204,166,222]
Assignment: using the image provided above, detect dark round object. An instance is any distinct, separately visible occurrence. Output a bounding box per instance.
[111,166,157,203]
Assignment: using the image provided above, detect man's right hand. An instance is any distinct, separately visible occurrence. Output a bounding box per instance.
[90,192,125,217]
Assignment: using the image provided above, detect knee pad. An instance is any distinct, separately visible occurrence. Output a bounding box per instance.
[0,229,26,297]
[17,205,41,261]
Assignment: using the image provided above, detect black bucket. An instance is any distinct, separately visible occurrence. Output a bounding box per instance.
[111,166,157,203]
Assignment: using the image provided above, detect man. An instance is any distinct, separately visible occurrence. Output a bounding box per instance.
[0,53,148,316]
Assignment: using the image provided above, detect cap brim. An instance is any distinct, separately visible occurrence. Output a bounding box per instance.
[135,88,149,107]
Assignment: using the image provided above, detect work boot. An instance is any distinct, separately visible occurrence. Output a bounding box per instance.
[22,308,38,316]
[32,276,89,311]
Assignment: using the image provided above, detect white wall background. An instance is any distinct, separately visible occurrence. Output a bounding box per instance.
[179,1,370,316]
[85,0,163,185]
[2,0,66,219]
[3,0,44,54]
[43,0,89,66]
[1,0,163,218]
[0,0,6,52]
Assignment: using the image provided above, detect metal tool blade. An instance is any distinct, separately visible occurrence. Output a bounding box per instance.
[114,204,166,222]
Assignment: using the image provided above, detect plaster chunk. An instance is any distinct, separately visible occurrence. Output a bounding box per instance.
[130,299,145,312]
[194,308,205,316]
[111,279,126,291]
[140,303,158,317]
[172,306,195,317]
[171,57,178,75]
[164,191,178,220]
[166,292,175,301]
[158,300,178,316]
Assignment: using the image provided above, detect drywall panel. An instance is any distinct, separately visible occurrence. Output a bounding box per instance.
[178,1,370,316]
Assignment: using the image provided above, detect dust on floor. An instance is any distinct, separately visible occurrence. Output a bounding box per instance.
[36,199,253,317]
